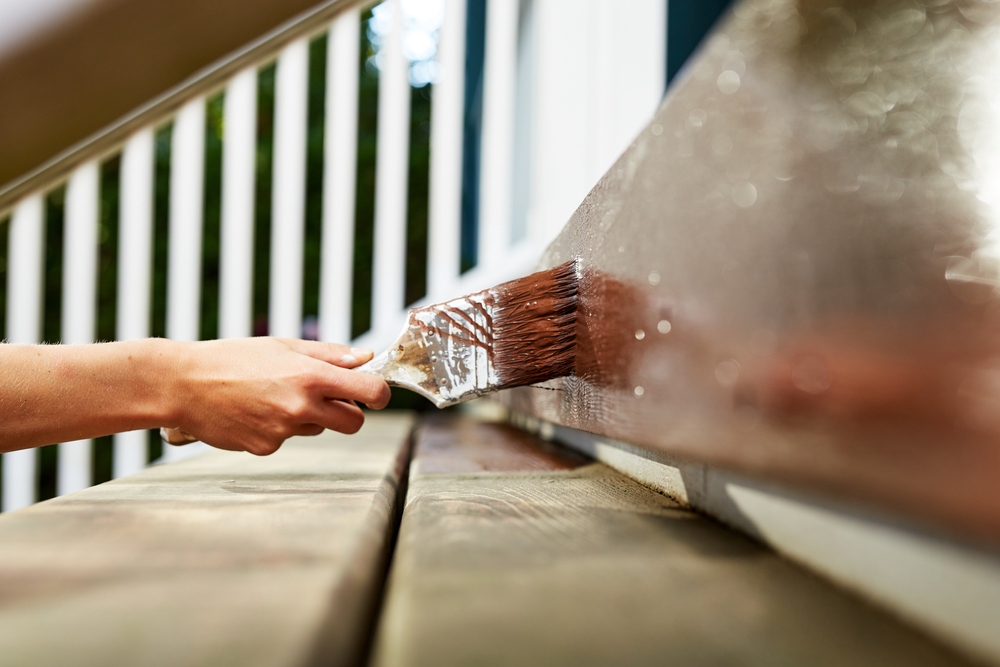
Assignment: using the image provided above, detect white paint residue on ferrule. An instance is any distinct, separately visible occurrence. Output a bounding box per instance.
[416,294,497,404]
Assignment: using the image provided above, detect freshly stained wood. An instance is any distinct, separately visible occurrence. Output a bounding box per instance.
[501,0,1000,544]
[0,413,413,667]
[371,418,972,667]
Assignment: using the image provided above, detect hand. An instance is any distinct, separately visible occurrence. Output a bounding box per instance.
[165,338,391,456]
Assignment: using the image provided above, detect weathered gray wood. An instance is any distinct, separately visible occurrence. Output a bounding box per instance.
[545,417,1000,666]
[0,412,413,667]
[371,417,973,667]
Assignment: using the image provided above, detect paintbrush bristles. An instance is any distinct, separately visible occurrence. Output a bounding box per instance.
[492,260,578,390]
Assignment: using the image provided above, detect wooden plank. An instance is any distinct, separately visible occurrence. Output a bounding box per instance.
[545,418,1000,665]
[371,417,972,667]
[0,412,414,667]
[501,0,1000,546]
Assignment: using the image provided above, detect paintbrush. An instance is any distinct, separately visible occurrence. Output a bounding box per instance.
[160,261,577,444]
[355,260,578,407]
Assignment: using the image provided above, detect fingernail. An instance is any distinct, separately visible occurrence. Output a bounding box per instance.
[351,347,373,357]
[341,354,357,364]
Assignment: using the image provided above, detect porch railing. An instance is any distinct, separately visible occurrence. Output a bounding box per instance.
[0,0,666,511]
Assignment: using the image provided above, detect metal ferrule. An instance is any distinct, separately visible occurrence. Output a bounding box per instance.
[356,293,498,408]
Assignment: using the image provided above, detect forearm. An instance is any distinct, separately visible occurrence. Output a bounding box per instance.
[0,337,390,456]
[0,339,180,452]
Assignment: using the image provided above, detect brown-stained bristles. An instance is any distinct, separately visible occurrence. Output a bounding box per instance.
[491,260,578,389]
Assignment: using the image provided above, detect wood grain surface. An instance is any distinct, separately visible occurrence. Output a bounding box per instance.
[500,0,1000,544]
[371,417,973,667]
[0,412,413,667]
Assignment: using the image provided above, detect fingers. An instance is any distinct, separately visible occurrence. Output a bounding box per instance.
[294,424,326,437]
[284,339,374,368]
[310,398,367,434]
[279,338,390,406]
[334,370,392,409]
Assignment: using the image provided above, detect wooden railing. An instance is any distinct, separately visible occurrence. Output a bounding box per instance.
[0,0,667,510]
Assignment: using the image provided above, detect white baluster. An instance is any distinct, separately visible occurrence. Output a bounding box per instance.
[319,10,360,346]
[510,0,537,246]
[269,39,310,339]
[477,0,519,276]
[219,67,259,340]
[58,160,100,495]
[164,97,206,462]
[113,129,155,478]
[167,97,206,345]
[427,0,466,302]
[371,0,410,343]
[2,195,44,512]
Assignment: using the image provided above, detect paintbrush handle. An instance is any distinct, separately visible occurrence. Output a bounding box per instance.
[161,426,199,445]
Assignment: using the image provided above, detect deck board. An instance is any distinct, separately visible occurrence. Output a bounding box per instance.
[0,412,414,667]
[371,416,973,667]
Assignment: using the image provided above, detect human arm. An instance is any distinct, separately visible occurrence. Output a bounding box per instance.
[0,337,391,456]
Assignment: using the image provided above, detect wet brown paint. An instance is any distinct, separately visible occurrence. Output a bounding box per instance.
[500,0,1000,544]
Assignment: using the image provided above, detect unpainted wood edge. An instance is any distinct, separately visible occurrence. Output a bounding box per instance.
[497,406,1000,667]
[303,418,415,667]
[0,0,363,216]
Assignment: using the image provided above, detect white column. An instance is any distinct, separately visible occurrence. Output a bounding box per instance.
[319,11,360,345]
[477,0,519,274]
[164,96,206,462]
[427,0,466,302]
[269,38,310,339]
[58,160,100,496]
[2,195,44,512]
[219,67,258,340]
[113,129,155,478]
[371,0,410,341]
